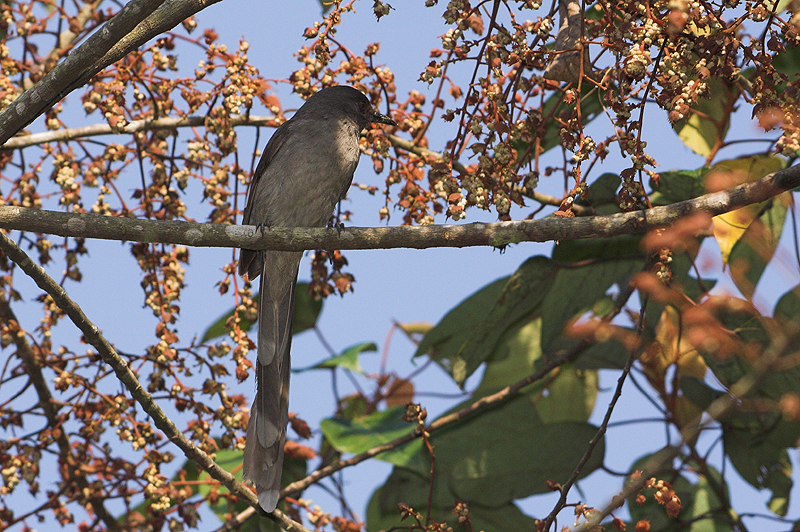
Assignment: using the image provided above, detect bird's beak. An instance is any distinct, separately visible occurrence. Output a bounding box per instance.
[372,110,396,127]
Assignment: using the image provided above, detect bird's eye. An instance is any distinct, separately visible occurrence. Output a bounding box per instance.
[359,101,368,112]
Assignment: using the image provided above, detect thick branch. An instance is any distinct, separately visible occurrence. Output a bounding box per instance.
[0,164,797,249]
[0,232,310,532]
[76,0,223,96]
[0,0,169,144]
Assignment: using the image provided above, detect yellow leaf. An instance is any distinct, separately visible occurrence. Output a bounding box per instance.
[709,155,787,264]
[713,204,764,264]
[674,77,738,157]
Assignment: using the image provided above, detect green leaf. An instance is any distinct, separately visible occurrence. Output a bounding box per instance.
[471,318,543,394]
[642,239,712,332]
[414,275,509,377]
[453,257,558,385]
[571,335,631,369]
[650,167,707,204]
[433,397,604,506]
[201,282,322,342]
[471,317,598,422]
[673,76,739,157]
[774,284,800,323]
[292,282,324,334]
[583,172,621,207]
[699,299,799,403]
[539,256,642,351]
[533,365,598,424]
[298,342,377,374]
[680,376,724,410]
[320,406,425,470]
[723,427,793,516]
[728,193,790,299]
[687,463,734,532]
[687,299,799,515]
[773,43,800,78]
[446,419,604,505]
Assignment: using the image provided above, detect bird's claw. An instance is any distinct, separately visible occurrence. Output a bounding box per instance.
[255,222,272,235]
[326,217,345,234]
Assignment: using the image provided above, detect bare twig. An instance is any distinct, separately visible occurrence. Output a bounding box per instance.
[0,299,121,531]
[574,319,800,531]
[542,295,649,530]
[1,115,275,150]
[0,0,169,144]
[0,231,311,532]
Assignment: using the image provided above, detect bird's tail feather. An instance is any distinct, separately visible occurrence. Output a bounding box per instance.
[242,250,300,512]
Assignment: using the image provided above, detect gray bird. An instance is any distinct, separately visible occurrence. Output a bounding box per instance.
[239,85,395,512]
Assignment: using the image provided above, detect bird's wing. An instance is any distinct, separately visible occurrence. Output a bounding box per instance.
[239,119,300,512]
[238,121,293,280]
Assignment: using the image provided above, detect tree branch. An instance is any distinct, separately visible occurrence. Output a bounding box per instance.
[1,115,275,150]
[0,0,169,144]
[0,163,797,250]
[0,299,121,531]
[575,318,800,531]
[0,232,311,532]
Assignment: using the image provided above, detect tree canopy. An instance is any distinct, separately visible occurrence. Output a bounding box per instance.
[0,0,798,531]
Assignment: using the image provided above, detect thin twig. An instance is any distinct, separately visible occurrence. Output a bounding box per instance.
[0,115,276,150]
[542,294,649,530]
[0,299,121,531]
[575,318,800,531]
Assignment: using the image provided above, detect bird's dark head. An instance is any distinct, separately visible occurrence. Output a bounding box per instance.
[304,85,396,130]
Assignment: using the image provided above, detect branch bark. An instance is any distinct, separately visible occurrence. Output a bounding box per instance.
[0,0,169,144]
[0,163,797,250]
[0,0,224,144]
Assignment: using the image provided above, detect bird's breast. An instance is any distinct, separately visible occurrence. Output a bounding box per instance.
[257,118,362,229]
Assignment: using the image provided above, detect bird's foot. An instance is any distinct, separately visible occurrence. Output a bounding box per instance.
[255,221,272,235]
[327,217,345,234]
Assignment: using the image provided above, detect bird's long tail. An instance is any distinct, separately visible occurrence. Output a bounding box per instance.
[242,250,301,512]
